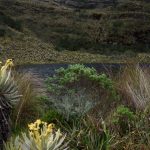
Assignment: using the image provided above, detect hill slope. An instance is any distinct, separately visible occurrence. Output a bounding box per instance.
[0,0,149,64]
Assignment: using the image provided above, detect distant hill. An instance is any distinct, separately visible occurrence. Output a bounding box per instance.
[0,0,149,64]
[25,0,125,8]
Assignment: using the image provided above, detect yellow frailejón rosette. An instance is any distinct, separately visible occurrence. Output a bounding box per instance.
[28,120,57,149]
[0,59,14,76]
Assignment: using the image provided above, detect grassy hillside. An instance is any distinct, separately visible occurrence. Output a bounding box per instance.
[0,0,149,64]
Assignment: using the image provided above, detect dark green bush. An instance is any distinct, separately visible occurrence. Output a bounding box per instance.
[112,105,135,135]
[55,34,90,51]
[42,109,63,124]
[0,11,23,31]
[0,27,6,36]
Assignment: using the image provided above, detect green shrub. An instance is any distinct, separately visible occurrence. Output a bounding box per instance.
[0,11,23,31]
[42,109,63,124]
[46,64,118,120]
[0,27,6,36]
[112,105,135,135]
[46,64,116,95]
[110,111,150,149]
[55,34,90,51]
[37,95,50,108]
[5,17,22,31]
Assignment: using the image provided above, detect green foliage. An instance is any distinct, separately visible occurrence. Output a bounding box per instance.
[46,64,118,120]
[110,111,150,149]
[55,35,89,51]
[61,118,111,150]
[112,105,135,135]
[0,27,6,37]
[86,0,150,53]
[0,11,22,31]
[37,95,51,108]
[42,109,63,124]
[115,105,134,121]
[80,121,110,150]
[4,64,150,150]
[88,18,150,52]
[46,64,116,95]
[0,0,150,64]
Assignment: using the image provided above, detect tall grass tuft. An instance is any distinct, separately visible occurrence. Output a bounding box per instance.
[110,63,150,149]
[118,64,150,110]
[12,72,43,131]
[59,117,111,150]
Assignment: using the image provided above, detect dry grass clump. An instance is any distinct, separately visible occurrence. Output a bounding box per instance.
[108,63,150,149]
[12,72,43,130]
[117,64,150,110]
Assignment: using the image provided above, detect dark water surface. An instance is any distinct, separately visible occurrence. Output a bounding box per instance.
[16,63,150,79]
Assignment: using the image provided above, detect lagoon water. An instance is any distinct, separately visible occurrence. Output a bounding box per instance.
[16,63,124,78]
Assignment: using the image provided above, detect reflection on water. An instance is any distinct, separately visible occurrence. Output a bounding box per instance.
[15,63,150,79]
[16,64,123,78]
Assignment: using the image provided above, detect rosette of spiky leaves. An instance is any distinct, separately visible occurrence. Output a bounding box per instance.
[0,59,21,148]
[0,59,21,106]
[4,120,69,150]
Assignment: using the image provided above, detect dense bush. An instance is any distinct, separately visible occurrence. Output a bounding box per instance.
[0,27,6,37]
[0,11,22,31]
[46,64,116,94]
[112,105,135,135]
[42,109,63,124]
[55,35,90,51]
[46,64,118,121]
